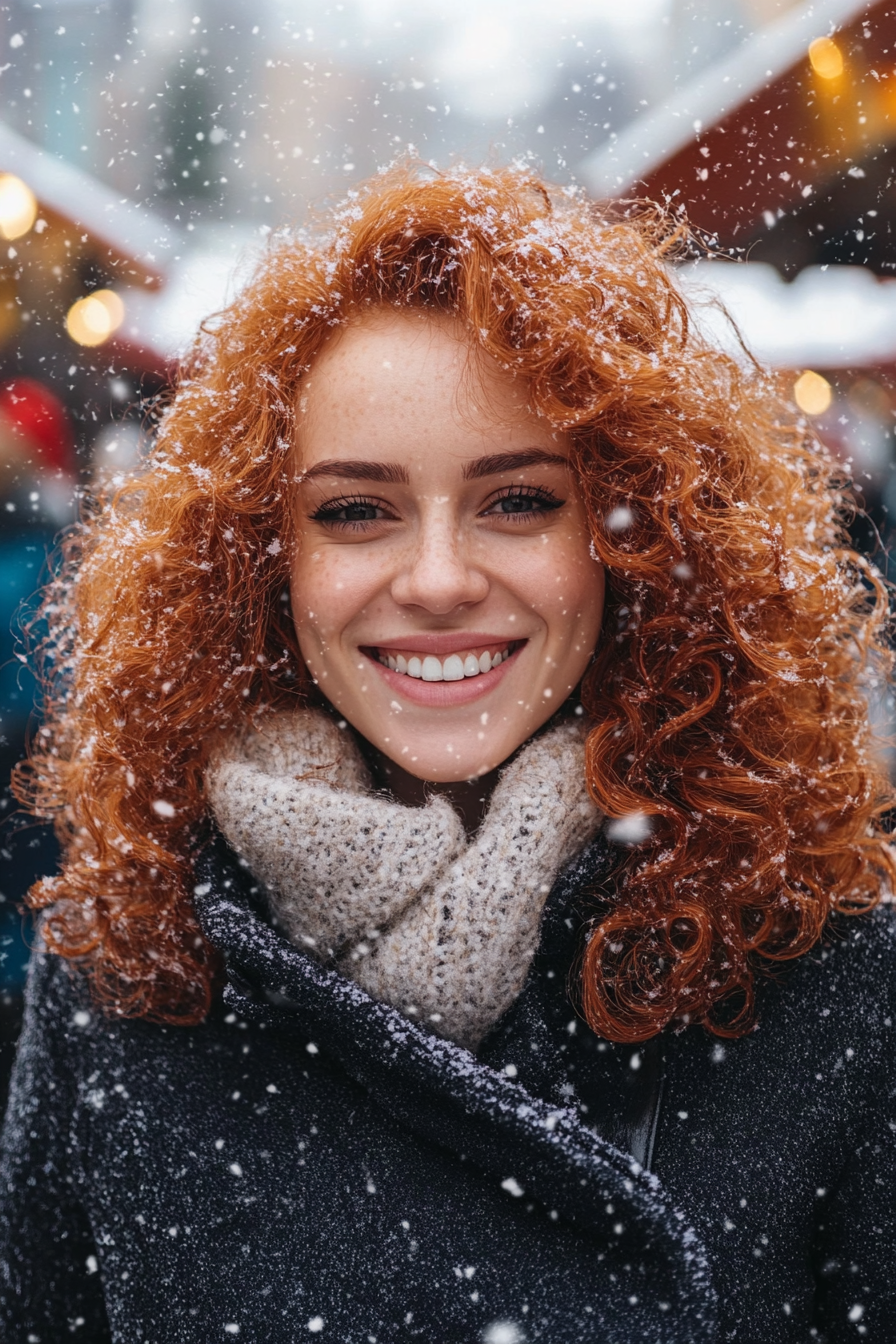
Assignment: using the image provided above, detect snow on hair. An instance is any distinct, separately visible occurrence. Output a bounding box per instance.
[15,160,895,1038]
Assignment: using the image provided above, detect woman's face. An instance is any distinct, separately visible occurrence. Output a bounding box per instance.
[290,309,604,783]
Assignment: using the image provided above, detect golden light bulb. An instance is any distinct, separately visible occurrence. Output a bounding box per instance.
[65,289,126,347]
[794,370,833,416]
[0,173,38,241]
[808,37,844,81]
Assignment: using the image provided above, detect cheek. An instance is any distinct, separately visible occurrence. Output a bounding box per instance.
[564,549,605,622]
[546,574,604,682]
[513,532,604,632]
[289,548,349,660]
[569,564,605,660]
[528,542,604,689]
[289,544,387,662]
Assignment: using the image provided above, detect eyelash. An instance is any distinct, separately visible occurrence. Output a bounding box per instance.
[483,485,564,521]
[310,486,564,532]
[310,494,397,530]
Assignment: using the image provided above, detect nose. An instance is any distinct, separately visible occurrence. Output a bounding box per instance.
[390,509,489,615]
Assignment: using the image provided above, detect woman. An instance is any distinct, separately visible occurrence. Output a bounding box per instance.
[1,164,894,1343]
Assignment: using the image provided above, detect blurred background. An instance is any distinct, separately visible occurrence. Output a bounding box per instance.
[1,0,894,1105]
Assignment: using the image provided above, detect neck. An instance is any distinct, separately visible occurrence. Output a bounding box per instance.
[363,746,502,837]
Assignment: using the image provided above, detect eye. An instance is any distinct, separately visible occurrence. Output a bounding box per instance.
[310,495,395,529]
[482,485,564,520]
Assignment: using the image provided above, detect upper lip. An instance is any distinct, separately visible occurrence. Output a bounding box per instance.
[363,633,523,656]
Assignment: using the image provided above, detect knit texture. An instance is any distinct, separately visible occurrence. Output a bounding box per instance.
[206,709,600,1049]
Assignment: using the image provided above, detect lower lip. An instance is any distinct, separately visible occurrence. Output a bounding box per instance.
[364,644,524,707]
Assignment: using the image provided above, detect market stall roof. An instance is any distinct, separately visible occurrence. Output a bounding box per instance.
[677,260,896,370]
[0,119,177,287]
[115,225,261,370]
[115,231,896,377]
[578,0,892,249]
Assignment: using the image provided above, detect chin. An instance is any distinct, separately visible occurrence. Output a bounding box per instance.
[405,760,497,785]
[372,731,516,784]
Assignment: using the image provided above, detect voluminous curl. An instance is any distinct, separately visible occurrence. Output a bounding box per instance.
[15,162,896,1037]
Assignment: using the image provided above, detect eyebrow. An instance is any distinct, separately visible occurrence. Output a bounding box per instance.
[300,448,569,486]
[300,459,411,484]
[461,449,570,480]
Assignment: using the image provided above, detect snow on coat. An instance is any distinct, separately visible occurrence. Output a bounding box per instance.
[0,833,893,1342]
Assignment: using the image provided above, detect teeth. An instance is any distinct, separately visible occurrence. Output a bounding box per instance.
[443,654,465,681]
[378,645,513,681]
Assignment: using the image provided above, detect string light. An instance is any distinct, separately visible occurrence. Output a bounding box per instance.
[808,37,844,81]
[0,173,38,240]
[794,370,833,416]
[65,289,125,347]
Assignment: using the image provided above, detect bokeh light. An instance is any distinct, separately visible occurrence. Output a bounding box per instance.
[65,290,126,347]
[0,173,38,241]
[793,369,833,416]
[808,37,844,81]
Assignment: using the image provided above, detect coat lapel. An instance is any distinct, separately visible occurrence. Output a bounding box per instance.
[194,835,717,1343]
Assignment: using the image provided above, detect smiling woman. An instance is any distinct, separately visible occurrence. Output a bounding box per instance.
[2,163,895,1343]
[290,309,604,800]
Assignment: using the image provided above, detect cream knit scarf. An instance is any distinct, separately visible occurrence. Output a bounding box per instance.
[206,709,600,1051]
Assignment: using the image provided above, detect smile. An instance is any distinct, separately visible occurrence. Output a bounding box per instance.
[360,637,526,709]
[373,642,521,682]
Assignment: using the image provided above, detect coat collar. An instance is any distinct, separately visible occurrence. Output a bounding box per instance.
[193,832,717,1342]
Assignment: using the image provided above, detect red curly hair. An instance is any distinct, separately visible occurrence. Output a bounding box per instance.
[15,162,896,1040]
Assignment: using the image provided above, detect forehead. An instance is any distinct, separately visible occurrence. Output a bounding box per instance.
[293,309,577,484]
[295,308,547,451]
[308,307,470,375]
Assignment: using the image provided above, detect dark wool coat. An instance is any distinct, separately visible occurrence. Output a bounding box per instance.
[1,833,894,1344]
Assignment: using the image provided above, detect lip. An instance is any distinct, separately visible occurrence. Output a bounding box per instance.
[363,640,525,707]
[367,632,521,657]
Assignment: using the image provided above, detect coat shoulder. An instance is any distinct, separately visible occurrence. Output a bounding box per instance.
[757,902,896,1049]
[16,940,92,1052]
[815,903,896,998]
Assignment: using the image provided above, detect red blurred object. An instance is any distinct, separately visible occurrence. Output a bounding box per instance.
[0,377,75,475]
